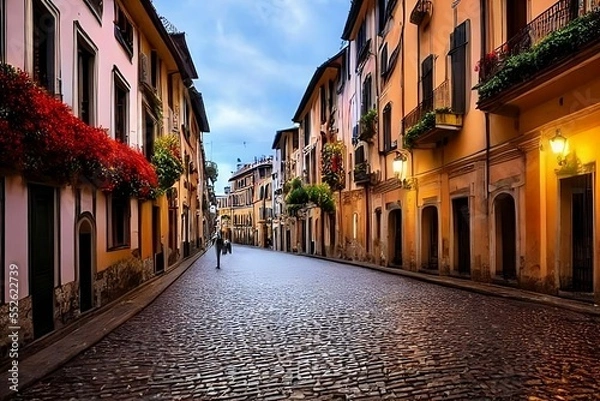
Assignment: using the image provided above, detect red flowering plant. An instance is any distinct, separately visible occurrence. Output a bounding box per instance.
[475,51,500,82]
[321,141,345,191]
[0,64,158,198]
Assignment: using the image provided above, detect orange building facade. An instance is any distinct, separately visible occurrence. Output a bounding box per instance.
[277,0,600,304]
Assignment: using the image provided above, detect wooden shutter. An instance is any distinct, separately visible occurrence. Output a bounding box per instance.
[421,55,434,111]
[450,20,469,114]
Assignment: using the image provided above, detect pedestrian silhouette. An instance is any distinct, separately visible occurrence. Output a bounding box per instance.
[215,233,224,268]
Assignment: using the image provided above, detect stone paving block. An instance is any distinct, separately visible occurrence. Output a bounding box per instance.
[10,249,600,401]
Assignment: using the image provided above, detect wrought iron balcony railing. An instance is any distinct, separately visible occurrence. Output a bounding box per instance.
[402,80,451,133]
[478,0,586,83]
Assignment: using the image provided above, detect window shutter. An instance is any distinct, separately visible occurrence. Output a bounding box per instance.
[355,145,366,164]
[421,55,434,111]
[450,20,469,114]
[380,44,388,77]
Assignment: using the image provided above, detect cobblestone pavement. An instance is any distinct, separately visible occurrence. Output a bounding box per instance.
[15,247,600,400]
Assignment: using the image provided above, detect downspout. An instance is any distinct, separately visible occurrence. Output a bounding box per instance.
[481,0,491,206]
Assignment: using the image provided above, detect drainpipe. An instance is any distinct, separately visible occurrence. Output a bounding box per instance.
[481,0,491,206]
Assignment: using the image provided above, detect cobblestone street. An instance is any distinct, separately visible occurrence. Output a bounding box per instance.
[15,247,600,400]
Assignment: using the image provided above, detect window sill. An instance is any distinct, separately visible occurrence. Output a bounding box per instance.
[107,244,130,252]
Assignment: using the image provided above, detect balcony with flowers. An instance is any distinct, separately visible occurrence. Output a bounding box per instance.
[0,64,159,198]
[476,0,600,114]
[402,80,463,149]
[321,141,345,191]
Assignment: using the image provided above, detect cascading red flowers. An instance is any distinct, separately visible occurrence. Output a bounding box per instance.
[0,64,158,198]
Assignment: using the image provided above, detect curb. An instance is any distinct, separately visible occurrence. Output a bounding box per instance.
[0,250,206,401]
[299,252,600,317]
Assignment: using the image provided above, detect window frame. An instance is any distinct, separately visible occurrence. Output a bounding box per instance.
[0,0,5,63]
[113,67,130,143]
[320,85,326,124]
[114,1,134,58]
[83,0,103,23]
[0,178,4,305]
[75,22,98,126]
[382,102,395,152]
[303,112,311,148]
[107,194,131,250]
[30,0,60,95]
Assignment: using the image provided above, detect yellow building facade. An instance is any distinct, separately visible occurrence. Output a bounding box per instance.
[281,0,600,303]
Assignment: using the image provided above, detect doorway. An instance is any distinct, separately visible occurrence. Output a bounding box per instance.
[453,197,471,274]
[560,174,594,292]
[506,0,527,45]
[28,184,55,338]
[77,215,95,313]
[421,206,439,270]
[494,194,517,280]
[389,209,402,266]
[153,206,164,274]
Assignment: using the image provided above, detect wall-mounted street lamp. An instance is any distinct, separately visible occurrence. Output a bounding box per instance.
[549,129,568,166]
[392,149,416,190]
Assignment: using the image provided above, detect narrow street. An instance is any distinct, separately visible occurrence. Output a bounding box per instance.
[16,247,600,401]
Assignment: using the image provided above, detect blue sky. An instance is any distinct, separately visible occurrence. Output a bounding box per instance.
[152,0,350,194]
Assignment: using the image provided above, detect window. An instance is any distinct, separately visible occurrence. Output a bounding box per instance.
[378,0,387,33]
[361,74,372,116]
[421,55,434,111]
[346,48,351,80]
[114,2,133,57]
[1,0,5,63]
[167,74,173,109]
[375,208,381,242]
[108,194,130,249]
[76,29,96,125]
[0,178,3,304]
[32,0,57,94]
[356,20,367,57]
[383,103,393,151]
[293,130,299,150]
[143,109,156,161]
[83,0,103,21]
[380,43,389,76]
[328,79,334,115]
[303,112,311,147]
[113,69,129,143]
[151,49,160,92]
[354,144,366,165]
[449,21,469,114]
[320,85,326,124]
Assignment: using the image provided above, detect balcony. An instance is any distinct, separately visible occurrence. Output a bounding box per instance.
[477,1,600,114]
[402,80,463,149]
[353,162,371,185]
[410,0,432,26]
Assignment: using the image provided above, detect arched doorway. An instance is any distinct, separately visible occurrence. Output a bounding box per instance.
[77,214,96,313]
[388,209,402,266]
[421,206,439,271]
[494,193,516,280]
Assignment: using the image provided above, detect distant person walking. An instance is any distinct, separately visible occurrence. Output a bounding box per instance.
[215,232,224,269]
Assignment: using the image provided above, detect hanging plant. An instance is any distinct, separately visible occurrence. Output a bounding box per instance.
[359,108,378,141]
[322,141,345,191]
[205,161,218,183]
[152,134,183,193]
